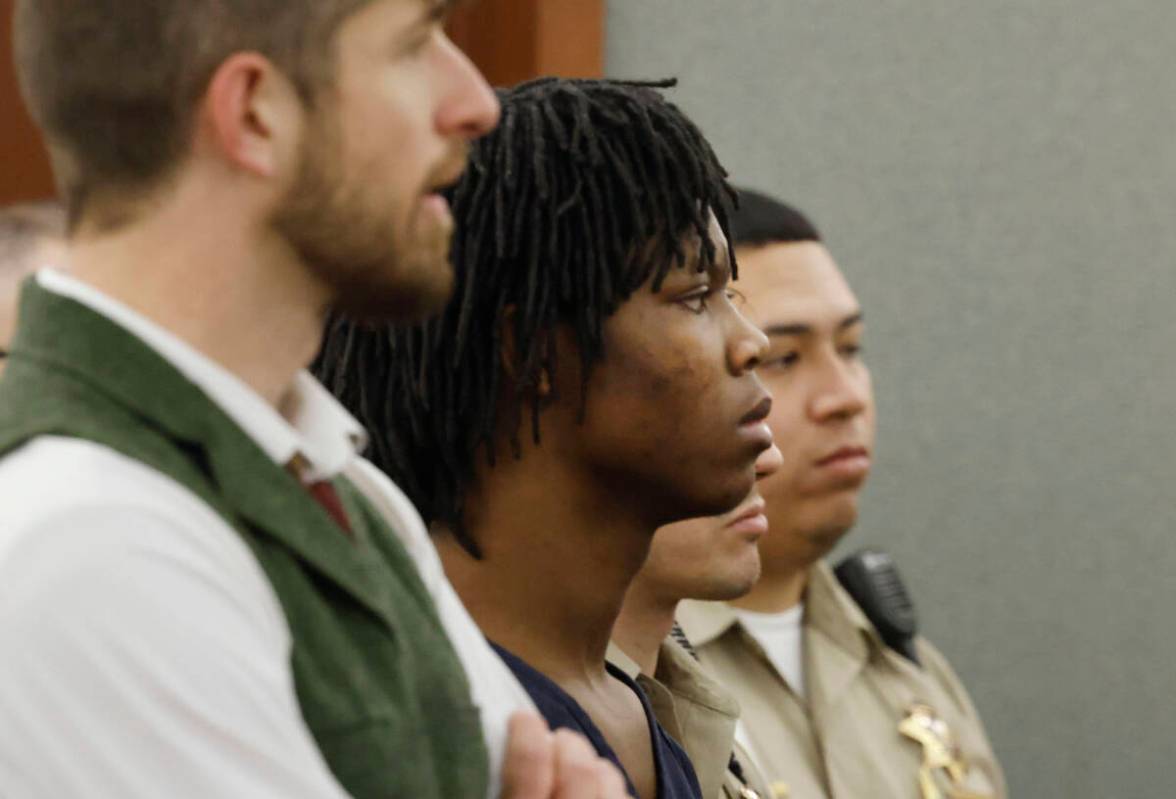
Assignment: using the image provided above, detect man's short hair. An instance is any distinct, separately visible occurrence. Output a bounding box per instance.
[13,0,373,228]
[729,187,822,248]
[0,201,65,277]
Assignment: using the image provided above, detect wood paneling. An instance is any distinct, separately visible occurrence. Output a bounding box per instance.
[448,0,604,88]
[0,0,55,204]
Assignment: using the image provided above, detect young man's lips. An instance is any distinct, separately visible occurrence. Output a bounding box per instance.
[738,421,773,450]
[727,512,769,537]
[737,396,774,449]
[816,446,869,466]
[728,498,766,525]
[814,447,871,478]
[726,499,769,536]
[739,396,773,426]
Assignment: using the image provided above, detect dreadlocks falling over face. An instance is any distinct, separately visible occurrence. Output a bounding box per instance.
[317,77,748,555]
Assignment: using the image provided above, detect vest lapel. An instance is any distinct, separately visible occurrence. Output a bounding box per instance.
[4,279,403,632]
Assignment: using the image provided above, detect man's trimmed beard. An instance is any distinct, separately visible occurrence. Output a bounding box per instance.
[272,113,455,323]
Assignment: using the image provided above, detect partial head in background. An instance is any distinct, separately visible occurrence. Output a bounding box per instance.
[317,77,772,556]
[13,0,498,320]
[634,440,784,604]
[635,188,875,603]
[0,201,66,369]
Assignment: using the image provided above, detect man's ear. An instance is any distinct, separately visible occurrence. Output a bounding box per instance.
[198,52,304,179]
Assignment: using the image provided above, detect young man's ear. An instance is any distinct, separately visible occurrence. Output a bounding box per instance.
[536,365,552,398]
[499,306,554,400]
[199,52,304,179]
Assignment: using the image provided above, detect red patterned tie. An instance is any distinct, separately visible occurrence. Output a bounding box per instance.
[305,479,354,538]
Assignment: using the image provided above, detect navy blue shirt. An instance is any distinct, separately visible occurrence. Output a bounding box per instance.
[493,644,702,799]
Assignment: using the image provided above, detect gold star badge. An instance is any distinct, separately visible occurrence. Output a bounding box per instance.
[899,703,991,799]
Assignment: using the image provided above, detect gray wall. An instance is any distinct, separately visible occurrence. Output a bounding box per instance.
[607,2,1176,796]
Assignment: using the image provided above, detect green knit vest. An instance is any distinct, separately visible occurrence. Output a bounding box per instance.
[0,280,489,799]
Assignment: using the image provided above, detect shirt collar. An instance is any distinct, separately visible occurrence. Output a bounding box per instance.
[37,269,366,482]
[805,560,879,662]
[605,638,740,717]
[675,597,743,647]
[654,638,741,717]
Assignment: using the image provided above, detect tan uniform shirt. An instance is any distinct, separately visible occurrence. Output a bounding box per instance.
[676,563,1007,799]
[608,639,774,799]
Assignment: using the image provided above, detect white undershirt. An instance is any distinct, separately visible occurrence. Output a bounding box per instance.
[735,604,808,700]
[0,271,532,798]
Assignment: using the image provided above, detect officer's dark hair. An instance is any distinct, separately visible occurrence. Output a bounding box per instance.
[729,187,822,247]
[316,76,737,556]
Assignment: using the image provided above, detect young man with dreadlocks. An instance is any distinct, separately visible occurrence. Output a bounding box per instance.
[317,77,774,799]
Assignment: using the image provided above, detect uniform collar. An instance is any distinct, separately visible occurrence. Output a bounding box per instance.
[606,637,740,717]
[653,638,741,718]
[676,561,888,663]
[675,597,742,647]
[805,560,880,662]
[37,270,366,482]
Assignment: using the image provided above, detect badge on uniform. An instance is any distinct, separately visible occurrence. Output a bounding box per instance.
[899,703,991,799]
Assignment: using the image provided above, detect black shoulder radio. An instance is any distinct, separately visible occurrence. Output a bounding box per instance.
[834,548,921,666]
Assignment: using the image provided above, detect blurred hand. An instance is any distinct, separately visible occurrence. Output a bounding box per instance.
[500,711,629,799]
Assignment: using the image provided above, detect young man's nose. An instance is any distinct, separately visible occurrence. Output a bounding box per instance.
[809,359,869,421]
[728,307,770,374]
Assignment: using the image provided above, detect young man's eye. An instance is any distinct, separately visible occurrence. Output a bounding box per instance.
[678,287,713,314]
[841,343,863,359]
[765,352,800,370]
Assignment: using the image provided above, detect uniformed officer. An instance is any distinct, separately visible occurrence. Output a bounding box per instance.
[676,189,1007,799]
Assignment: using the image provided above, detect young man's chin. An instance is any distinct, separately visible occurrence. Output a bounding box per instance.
[686,571,761,604]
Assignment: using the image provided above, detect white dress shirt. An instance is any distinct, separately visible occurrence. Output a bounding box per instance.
[0,271,532,798]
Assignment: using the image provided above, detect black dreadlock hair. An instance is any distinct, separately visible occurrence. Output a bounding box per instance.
[316,77,737,556]
[728,186,822,247]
